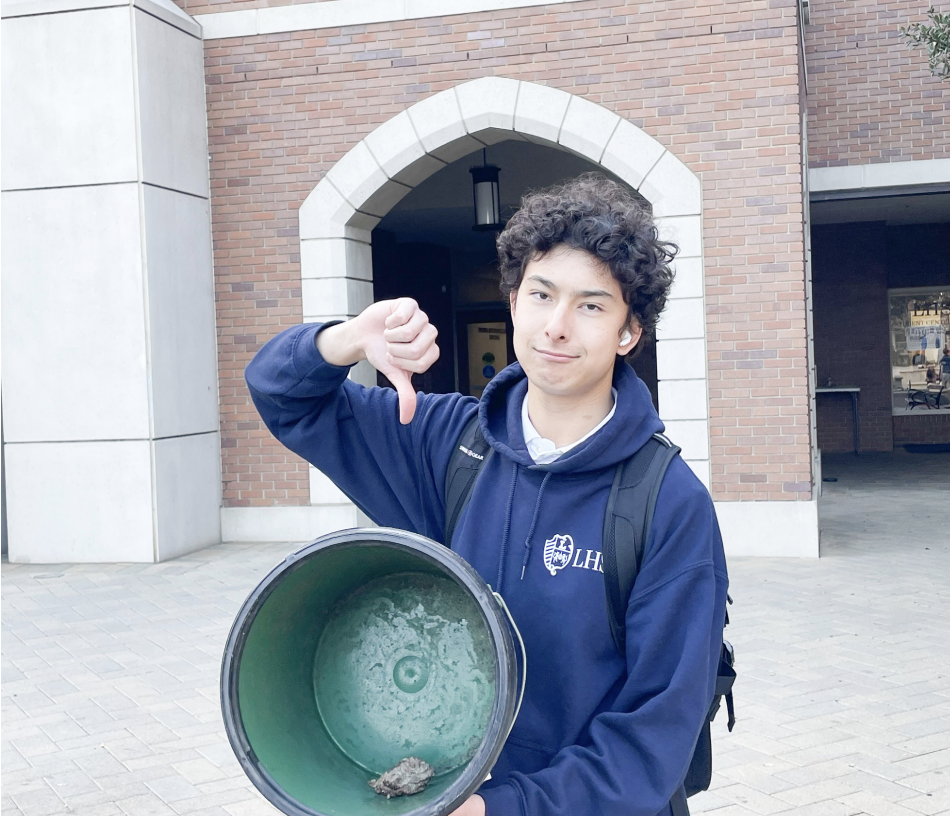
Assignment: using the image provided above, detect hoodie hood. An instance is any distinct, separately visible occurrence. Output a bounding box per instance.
[479,360,665,473]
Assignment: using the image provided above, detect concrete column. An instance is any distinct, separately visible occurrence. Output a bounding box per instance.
[1,0,221,562]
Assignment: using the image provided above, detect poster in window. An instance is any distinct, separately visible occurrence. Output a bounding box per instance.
[888,287,950,415]
[468,322,507,399]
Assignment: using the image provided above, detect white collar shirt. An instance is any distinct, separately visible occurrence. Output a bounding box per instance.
[521,389,618,465]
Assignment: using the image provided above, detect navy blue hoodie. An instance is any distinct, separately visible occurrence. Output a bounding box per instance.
[246,322,729,816]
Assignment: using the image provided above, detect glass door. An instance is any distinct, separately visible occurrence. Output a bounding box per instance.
[455,308,515,398]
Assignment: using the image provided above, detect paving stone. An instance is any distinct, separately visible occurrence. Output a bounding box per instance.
[688,786,744,813]
[836,770,922,801]
[194,743,237,769]
[8,788,65,816]
[893,748,950,775]
[837,753,919,783]
[169,789,258,814]
[8,734,59,759]
[171,759,228,786]
[837,790,923,816]
[42,769,100,798]
[2,775,51,799]
[125,722,180,746]
[73,747,130,778]
[784,801,857,816]
[1,799,23,816]
[2,749,30,774]
[101,735,155,762]
[194,777,252,796]
[780,727,853,751]
[894,718,950,740]
[145,775,203,804]
[71,806,122,816]
[900,789,950,816]
[222,798,280,816]
[708,782,794,814]
[717,764,798,796]
[81,781,154,804]
[115,793,178,816]
[125,749,205,772]
[899,769,950,795]
[59,786,141,811]
[894,732,950,755]
[773,775,862,808]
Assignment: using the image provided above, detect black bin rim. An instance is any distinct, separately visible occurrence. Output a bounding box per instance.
[220,526,520,816]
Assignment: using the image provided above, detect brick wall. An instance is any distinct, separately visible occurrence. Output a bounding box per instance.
[812,223,894,453]
[894,414,950,445]
[204,0,812,507]
[805,0,950,168]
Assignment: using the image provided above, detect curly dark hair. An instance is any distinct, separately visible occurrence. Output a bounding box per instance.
[497,173,677,354]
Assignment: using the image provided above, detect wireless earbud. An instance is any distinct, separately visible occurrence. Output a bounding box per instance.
[619,331,633,347]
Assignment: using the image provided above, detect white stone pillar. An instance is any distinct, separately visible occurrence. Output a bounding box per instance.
[1,0,221,562]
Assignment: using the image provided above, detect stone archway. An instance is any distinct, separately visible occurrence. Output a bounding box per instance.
[299,77,710,504]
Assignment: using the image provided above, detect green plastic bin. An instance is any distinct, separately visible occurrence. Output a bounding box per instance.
[221,528,522,816]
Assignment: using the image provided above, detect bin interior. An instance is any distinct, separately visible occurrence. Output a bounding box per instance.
[237,543,497,815]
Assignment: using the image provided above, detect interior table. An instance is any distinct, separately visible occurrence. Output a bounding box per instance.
[816,386,861,454]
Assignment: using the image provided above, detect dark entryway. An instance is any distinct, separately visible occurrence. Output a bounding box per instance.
[810,198,950,453]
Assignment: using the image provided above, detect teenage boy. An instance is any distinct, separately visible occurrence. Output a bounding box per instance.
[246,174,729,816]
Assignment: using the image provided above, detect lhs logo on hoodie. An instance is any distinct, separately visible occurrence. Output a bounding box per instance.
[543,534,575,576]
[543,534,605,576]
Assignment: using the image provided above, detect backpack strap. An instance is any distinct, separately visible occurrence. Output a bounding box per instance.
[670,786,690,816]
[602,433,681,655]
[443,413,492,546]
[717,640,736,732]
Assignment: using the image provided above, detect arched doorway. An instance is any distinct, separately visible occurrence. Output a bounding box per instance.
[299,77,709,504]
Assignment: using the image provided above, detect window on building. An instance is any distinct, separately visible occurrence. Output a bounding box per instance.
[888,286,950,414]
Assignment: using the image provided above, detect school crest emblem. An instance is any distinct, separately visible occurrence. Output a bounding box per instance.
[543,534,575,576]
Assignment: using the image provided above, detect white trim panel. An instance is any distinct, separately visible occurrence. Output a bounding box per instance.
[657,339,707,381]
[221,500,819,557]
[196,0,577,40]
[663,420,710,462]
[684,459,710,491]
[300,238,373,281]
[5,440,155,563]
[714,500,819,558]
[221,505,364,542]
[154,432,223,561]
[657,380,709,421]
[2,0,201,39]
[809,158,950,193]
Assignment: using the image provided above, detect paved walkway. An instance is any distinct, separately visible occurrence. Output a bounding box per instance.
[690,452,950,816]
[3,452,949,816]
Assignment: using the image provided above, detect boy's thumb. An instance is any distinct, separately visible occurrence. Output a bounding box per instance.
[392,370,417,425]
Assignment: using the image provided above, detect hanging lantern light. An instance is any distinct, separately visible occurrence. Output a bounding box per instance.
[470,149,502,231]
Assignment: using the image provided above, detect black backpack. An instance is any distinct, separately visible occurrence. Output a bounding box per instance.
[443,415,736,816]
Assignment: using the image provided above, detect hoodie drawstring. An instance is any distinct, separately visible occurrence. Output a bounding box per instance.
[495,462,519,590]
[520,472,552,580]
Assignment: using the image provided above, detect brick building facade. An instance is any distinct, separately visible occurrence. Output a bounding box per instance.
[806,0,950,168]
[203,0,811,515]
[2,0,947,561]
